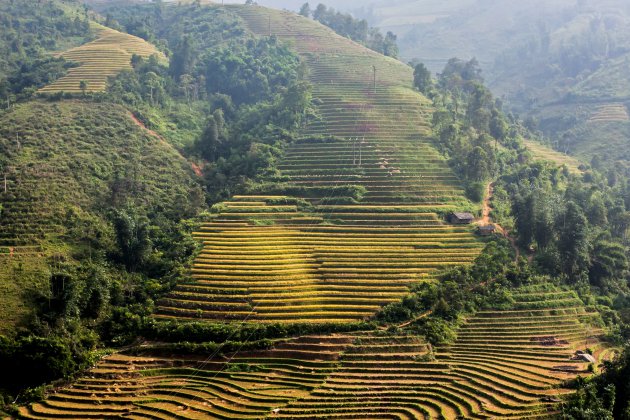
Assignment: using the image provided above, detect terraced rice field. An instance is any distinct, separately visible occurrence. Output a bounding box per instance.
[522,140,582,174]
[156,196,479,323]
[22,287,608,419]
[153,6,482,324]
[589,103,630,123]
[39,22,164,94]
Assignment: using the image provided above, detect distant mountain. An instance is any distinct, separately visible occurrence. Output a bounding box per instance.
[347,0,630,165]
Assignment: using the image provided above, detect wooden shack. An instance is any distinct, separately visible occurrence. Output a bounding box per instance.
[478,224,497,236]
[448,212,475,224]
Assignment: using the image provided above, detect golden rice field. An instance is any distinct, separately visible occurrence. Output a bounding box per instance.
[155,196,480,324]
[13,5,613,419]
[522,140,582,174]
[154,5,483,325]
[39,22,164,94]
[21,286,610,419]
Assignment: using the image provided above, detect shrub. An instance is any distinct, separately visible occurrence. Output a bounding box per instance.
[465,181,485,202]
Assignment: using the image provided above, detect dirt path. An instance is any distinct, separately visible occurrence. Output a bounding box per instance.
[480,182,494,226]
[128,112,167,143]
[128,111,203,177]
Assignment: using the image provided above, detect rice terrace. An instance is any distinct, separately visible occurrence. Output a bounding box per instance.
[0,0,629,419]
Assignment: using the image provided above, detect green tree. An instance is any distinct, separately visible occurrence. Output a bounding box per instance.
[383,31,398,58]
[489,108,508,141]
[413,63,432,95]
[466,146,490,181]
[112,210,152,272]
[299,2,311,18]
[169,36,195,80]
[312,4,327,21]
[198,115,221,160]
[467,83,493,131]
[557,201,590,280]
[142,71,162,105]
[79,80,87,96]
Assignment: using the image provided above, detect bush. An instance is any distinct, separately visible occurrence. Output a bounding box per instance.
[466,181,486,202]
[416,318,457,345]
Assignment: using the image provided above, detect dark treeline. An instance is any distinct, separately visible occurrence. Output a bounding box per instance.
[299,2,398,58]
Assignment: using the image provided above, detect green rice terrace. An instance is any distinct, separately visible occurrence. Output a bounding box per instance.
[39,22,165,94]
[20,285,611,419]
[153,5,482,325]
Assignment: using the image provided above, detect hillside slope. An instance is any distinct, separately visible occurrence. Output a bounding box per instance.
[20,285,610,419]
[153,4,482,324]
[9,4,616,419]
[0,101,202,332]
[39,22,165,94]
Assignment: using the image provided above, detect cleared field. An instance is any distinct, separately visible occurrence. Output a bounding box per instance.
[39,22,165,94]
[23,287,608,419]
[522,140,582,174]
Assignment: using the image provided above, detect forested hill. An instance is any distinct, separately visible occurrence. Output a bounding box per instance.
[346,0,630,167]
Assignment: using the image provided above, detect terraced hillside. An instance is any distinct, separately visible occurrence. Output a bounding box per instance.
[22,286,609,419]
[154,5,482,324]
[589,103,630,124]
[522,140,583,174]
[0,101,201,330]
[39,22,164,94]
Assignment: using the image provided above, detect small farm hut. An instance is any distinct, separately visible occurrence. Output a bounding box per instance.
[448,212,475,224]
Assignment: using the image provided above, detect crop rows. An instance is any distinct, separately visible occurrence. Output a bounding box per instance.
[522,140,582,174]
[39,22,164,94]
[23,287,610,419]
[155,197,481,323]
[589,102,630,123]
[152,5,482,324]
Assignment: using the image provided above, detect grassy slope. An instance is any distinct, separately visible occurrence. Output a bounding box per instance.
[0,100,201,332]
